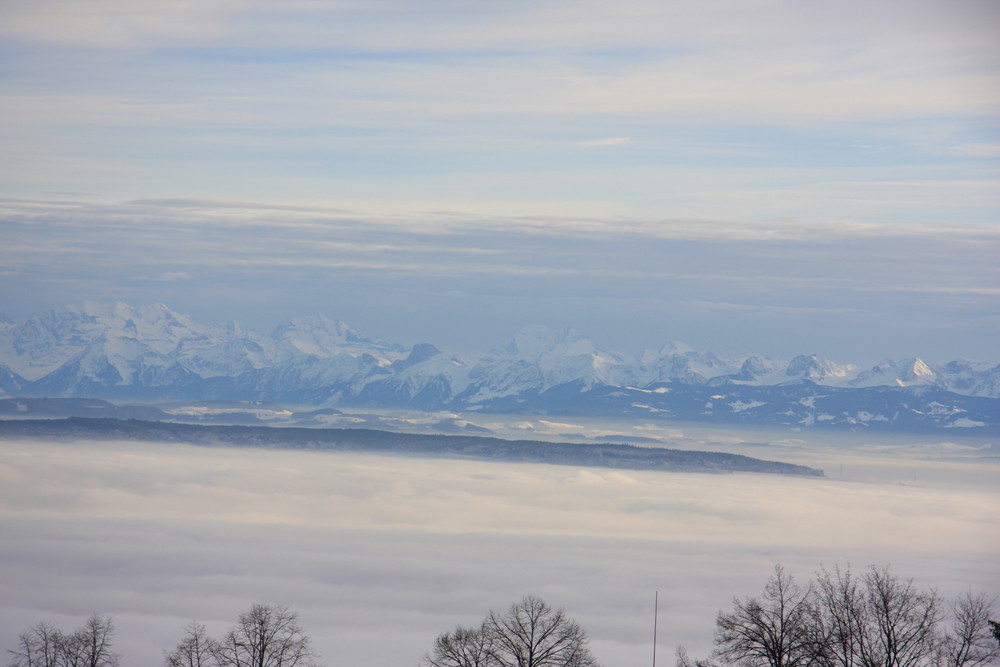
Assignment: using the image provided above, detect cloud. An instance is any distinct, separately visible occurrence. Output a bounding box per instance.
[576,137,633,148]
[949,143,1000,158]
[1,0,997,218]
[0,197,998,363]
[157,272,192,282]
[0,436,996,667]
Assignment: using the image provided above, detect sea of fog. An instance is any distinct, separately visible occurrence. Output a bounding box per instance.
[0,419,997,667]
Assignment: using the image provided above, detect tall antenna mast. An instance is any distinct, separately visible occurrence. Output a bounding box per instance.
[653,590,659,667]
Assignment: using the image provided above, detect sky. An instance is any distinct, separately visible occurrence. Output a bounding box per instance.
[1,0,999,364]
[0,433,997,667]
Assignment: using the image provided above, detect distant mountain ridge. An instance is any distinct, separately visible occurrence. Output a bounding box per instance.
[0,417,826,477]
[1,302,997,433]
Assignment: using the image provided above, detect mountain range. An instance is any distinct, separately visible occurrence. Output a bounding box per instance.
[1,302,997,434]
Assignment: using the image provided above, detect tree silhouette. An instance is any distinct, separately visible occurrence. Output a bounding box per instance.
[7,615,118,667]
[714,565,828,667]
[213,603,318,667]
[164,621,216,667]
[424,596,600,667]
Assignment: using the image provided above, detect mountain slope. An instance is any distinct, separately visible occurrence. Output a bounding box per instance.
[1,302,997,433]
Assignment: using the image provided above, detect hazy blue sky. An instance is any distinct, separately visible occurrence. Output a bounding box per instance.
[1,0,998,363]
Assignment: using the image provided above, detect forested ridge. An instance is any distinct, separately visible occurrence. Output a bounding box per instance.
[0,417,824,476]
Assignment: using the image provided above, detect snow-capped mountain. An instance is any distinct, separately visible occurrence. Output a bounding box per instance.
[1,302,997,433]
[935,359,1000,397]
[349,343,470,409]
[270,314,404,364]
[173,320,272,379]
[27,334,200,398]
[456,326,637,404]
[641,341,734,385]
[0,363,26,395]
[0,302,246,381]
[708,354,857,387]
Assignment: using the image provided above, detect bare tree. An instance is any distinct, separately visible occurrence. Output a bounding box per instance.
[164,621,217,667]
[713,565,828,667]
[937,592,1000,667]
[695,564,994,667]
[7,622,64,667]
[213,604,318,667]
[816,565,942,667]
[483,596,599,667]
[60,614,120,667]
[861,566,941,667]
[677,645,719,667]
[816,566,868,667]
[422,626,496,667]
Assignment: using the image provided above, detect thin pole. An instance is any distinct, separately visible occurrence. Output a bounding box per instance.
[653,590,659,667]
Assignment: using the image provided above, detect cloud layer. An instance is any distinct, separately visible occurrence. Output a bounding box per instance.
[0,0,997,219]
[1,1,997,364]
[1,436,996,666]
[1,198,997,363]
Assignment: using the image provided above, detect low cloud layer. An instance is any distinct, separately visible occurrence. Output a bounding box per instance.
[1,437,996,666]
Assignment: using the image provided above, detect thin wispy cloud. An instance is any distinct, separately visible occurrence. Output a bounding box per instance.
[1,197,996,362]
[156,272,193,282]
[949,143,1000,157]
[576,137,634,147]
[0,1,996,220]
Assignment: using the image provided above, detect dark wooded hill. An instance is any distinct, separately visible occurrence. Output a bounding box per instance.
[0,417,824,477]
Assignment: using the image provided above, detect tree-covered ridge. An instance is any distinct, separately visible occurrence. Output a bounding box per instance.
[0,417,825,477]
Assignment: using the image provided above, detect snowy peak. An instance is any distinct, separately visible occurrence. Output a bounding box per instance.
[641,342,731,385]
[72,302,210,354]
[459,326,634,402]
[350,344,470,409]
[657,339,695,356]
[937,360,1000,396]
[851,357,939,389]
[401,342,443,367]
[506,326,631,384]
[271,314,403,362]
[28,333,198,396]
[100,302,206,352]
[899,358,935,381]
[0,301,218,380]
[177,329,273,378]
[737,355,785,381]
[501,325,589,359]
[785,354,855,382]
[1,302,998,413]
[272,314,354,349]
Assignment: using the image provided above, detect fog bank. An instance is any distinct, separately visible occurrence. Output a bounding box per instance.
[0,438,996,666]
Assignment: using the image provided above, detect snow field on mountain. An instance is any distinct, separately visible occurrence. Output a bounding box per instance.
[2,302,997,403]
